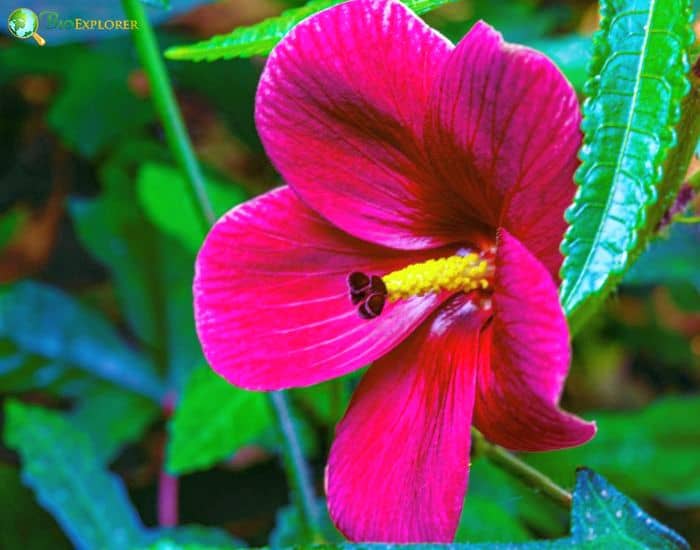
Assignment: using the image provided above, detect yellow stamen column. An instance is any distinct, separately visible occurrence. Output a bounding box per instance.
[382,254,492,301]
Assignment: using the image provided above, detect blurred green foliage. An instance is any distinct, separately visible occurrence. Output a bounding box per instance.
[525,398,700,506]
[137,162,247,253]
[0,0,698,548]
[167,365,271,475]
[148,469,691,549]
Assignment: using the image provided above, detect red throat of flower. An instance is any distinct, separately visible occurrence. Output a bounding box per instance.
[347,252,495,319]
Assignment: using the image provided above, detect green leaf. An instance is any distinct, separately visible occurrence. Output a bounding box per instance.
[69,384,160,463]
[561,468,689,549]
[525,397,700,506]
[137,162,247,253]
[0,282,164,400]
[166,365,272,475]
[559,0,694,331]
[4,400,146,550]
[69,141,203,392]
[164,0,459,62]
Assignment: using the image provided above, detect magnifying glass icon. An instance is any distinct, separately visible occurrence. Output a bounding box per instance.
[8,8,46,46]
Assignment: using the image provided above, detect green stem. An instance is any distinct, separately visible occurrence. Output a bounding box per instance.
[687,169,700,190]
[270,392,324,540]
[122,0,215,229]
[123,0,322,539]
[472,428,572,509]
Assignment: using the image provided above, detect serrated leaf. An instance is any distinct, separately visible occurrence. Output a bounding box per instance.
[525,397,700,507]
[559,0,694,331]
[164,0,458,62]
[70,384,159,464]
[4,400,146,550]
[137,162,246,253]
[69,141,202,392]
[563,468,689,549]
[0,282,164,400]
[166,365,272,475]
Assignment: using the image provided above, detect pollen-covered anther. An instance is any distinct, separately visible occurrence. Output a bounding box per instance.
[346,254,493,319]
[382,253,493,301]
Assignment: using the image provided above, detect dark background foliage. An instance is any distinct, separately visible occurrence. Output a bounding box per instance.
[0,0,699,548]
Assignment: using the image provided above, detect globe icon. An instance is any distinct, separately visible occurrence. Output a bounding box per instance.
[7,8,45,45]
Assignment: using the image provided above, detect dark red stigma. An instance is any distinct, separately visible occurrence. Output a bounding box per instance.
[347,271,388,319]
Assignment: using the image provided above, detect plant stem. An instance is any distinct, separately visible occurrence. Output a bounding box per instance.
[158,394,179,527]
[123,0,322,539]
[121,0,215,229]
[270,392,324,540]
[157,470,179,527]
[471,428,572,509]
[688,170,700,189]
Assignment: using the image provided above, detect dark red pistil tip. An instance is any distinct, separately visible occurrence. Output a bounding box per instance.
[347,271,387,319]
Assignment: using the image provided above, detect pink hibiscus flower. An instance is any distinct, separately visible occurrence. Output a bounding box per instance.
[194,0,595,542]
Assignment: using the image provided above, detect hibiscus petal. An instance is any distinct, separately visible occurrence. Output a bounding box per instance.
[473,230,595,451]
[194,186,451,390]
[327,295,488,542]
[425,21,581,276]
[256,0,489,250]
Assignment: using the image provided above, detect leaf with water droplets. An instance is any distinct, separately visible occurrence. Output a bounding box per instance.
[563,468,689,549]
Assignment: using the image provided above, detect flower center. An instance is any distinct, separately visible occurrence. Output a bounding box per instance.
[347,252,494,319]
